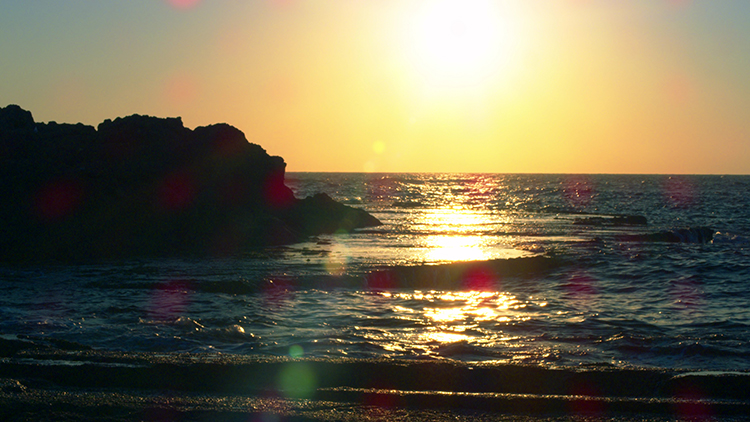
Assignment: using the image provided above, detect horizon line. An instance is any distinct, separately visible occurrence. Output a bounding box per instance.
[286,171,750,176]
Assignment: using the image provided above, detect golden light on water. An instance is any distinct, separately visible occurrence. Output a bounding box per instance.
[300,204,529,272]
[414,208,521,263]
[370,291,533,356]
[425,331,471,344]
[415,208,501,233]
[423,291,521,324]
[422,235,491,262]
[426,306,467,323]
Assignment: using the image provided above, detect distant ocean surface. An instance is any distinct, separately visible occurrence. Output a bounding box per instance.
[2,173,750,371]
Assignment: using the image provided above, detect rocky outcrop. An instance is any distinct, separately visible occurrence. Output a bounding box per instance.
[572,214,648,226]
[282,193,383,236]
[0,105,381,261]
[620,227,715,244]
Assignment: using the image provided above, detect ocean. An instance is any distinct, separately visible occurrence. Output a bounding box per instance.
[2,173,749,373]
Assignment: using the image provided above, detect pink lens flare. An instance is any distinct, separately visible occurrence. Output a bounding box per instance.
[156,171,196,212]
[163,72,200,107]
[460,265,498,291]
[165,0,201,11]
[662,176,698,208]
[148,279,192,321]
[562,175,595,208]
[34,179,85,221]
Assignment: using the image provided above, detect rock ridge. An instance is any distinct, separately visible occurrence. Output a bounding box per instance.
[0,105,381,261]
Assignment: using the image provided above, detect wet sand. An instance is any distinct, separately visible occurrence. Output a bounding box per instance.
[1,341,749,421]
[5,388,746,422]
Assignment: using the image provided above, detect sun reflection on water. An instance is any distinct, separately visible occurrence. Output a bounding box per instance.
[288,200,533,271]
[425,331,471,344]
[420,290,524,323]
[413,207,520,263]
[422,235,492,262]
[372,290,536,358]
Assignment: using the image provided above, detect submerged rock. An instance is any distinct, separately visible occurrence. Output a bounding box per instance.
[0,105,381,261]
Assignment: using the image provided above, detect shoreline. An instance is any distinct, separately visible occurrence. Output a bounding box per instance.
[2,348,749,421]
[4,386,749,422]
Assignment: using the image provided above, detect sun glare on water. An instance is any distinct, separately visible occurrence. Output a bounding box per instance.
[373,291,530,356]
[410,208,524,263]
[423,235,490,262]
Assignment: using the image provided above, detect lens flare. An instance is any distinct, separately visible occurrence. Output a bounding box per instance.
[165,0,201,11]
[163,72,200,107]
[277,362,317,399]
[663,176,698,208]
[562,175,595,208]
[324,243,349,275]
[148,280,191,320]
[34,179,84,221]
[289,345,304,358]
[372,140,386,154]
[156,171,196,212]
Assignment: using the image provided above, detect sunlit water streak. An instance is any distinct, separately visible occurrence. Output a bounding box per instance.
[1,174,749,371]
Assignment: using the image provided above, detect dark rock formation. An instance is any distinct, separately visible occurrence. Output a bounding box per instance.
[0,105,381,261]
[282,193,383,237]
[620,227,715,244]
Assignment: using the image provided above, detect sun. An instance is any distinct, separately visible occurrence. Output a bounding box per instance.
[406,0,518,90]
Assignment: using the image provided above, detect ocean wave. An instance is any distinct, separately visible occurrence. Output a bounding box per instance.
[572,214,648,226]
[80,256,567,294]
[651,341,750,360]
[433,340,509,359]
[712,231,750,245]
[362,256,566,290]
[4,347,750,406]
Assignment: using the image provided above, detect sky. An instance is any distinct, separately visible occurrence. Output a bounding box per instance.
[1,0,749,174]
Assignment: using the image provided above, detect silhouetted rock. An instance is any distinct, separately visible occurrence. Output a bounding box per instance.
[0,104,34,131]
[0,105,381,261]
[283,193,383,236]
[621,226,715,244]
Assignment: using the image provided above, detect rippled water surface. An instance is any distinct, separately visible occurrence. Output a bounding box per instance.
[2,174,749,370]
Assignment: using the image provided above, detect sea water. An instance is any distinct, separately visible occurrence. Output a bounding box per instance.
[1,173,749,371]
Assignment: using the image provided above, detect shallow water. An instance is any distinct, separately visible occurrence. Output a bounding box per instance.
[1,173,749,371]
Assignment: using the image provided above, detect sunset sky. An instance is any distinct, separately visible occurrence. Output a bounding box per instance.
[2,0,749,174]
